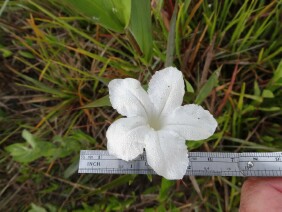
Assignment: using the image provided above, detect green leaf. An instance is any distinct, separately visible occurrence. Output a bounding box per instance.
[29,203,47,212]
[187,139,211,150]
[127,0,152,63]
[272,61,282,82]
[185,79,195,93]
[156,205,167,212]
[195,66,221,104]
[63,157,79,178]
[165,3,178,67]
[64,0,131,32]
[68,130,96,145]
[59,139,80,158]
[18,51,35,59]
[268,60,282,91]
[262,89,274,98]
[254,80,261,96]
[146,174,153,182]
[258,106,281,112]
[82,95,111,109]
[158,178,175,202]
[5,143,42,163]
[0,46,12,57]
[5,130,57,163]
[22,129,37,149]
[37,142,58,157]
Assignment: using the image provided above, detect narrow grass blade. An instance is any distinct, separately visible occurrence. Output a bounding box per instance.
[81,95,111,109]
[127,0,152,63]
[195,66,221,104]
[165,2,178,67]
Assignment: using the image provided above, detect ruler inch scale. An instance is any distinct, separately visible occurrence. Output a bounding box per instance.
[78,150,282,177]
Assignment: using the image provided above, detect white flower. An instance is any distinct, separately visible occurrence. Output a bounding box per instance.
[106,67,217,180]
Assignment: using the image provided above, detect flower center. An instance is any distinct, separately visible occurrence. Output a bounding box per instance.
[148,117,163,131]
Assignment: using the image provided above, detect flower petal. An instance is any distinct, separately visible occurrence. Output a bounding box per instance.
[163,104,217,140]
[144,130,188,179]
[108,78,153,118]
[148,67,185,116]
[106,116,150,161]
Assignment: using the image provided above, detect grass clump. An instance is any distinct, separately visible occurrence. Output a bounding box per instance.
[0,0,281,211]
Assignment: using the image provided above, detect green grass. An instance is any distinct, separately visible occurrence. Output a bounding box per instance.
[0,0,282,211]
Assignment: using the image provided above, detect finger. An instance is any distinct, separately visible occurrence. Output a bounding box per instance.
[240,177,282,212]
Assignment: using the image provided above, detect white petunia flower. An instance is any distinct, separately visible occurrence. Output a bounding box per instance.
[106,67,217,180]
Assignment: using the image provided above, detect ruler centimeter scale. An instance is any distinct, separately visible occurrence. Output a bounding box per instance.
[78,150,282,177]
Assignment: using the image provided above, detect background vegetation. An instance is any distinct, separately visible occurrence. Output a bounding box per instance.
[0,0,281,211]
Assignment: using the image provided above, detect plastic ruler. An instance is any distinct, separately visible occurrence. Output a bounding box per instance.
[78,150,282,176]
